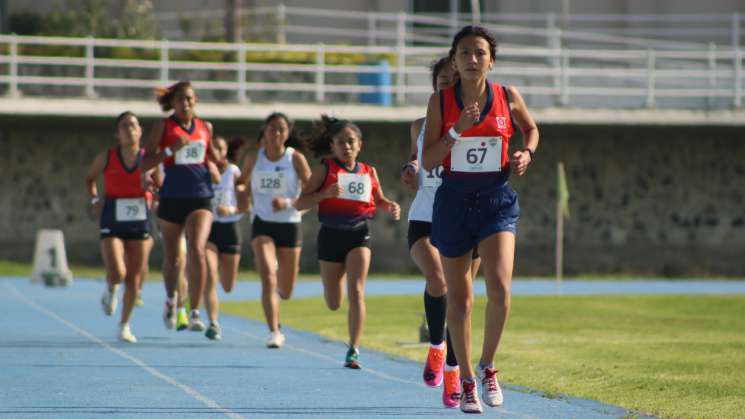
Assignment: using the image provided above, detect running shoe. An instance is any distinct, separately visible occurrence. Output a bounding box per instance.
[205,322,221,341]
[134,293,144,307]
[442,367,461,408]
[266,331,285,348]
[176,308,188,331]
[163,300,176,329]
[476,365,503,407]
[460,378,483,414]
[423,344,445,387]
[188,310,205,332]
[118,323,137,343]
[344,347,361,369]
[100,284,118,316]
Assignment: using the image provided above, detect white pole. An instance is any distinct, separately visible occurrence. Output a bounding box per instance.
[555,162,565,295]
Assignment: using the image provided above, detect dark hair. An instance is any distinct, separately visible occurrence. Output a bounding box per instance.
[115,111,137,129]
[263,112,308,155]
[308,115,362,158]
[430,56,451,91]
[155,80,193,112]
[226,136,247,163]
[448,25,498,61]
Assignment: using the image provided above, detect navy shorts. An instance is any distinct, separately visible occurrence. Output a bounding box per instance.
[158,197,212,225]
[317,223,370,263]
[431,183,519,258]
[208,221,241,254]
[407,220,479,259]
[99,199,150,241]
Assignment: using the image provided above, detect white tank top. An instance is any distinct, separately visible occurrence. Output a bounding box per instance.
[251,147,302,223]
[212,163,242,223]
[408,120,444,223]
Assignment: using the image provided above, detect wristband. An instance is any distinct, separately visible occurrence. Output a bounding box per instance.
[448,127,461,141]
[90,197,99,205]
[524,147,535,162]
[164,146,173,157]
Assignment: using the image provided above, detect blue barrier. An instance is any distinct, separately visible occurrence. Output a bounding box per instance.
[357,60,392,106]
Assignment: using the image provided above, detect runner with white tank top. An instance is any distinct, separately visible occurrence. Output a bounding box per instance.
[238,112,311,349]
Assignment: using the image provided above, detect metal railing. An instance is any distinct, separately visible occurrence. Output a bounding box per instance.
[152,6,745,52]
[0,34,743,110]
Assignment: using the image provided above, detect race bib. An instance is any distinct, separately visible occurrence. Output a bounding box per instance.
[421,165,443,188]
[338,173,371,203]
[450,137,502,173]
[174,140,206,165]
[115,198,147,222]
[253,170,287,194]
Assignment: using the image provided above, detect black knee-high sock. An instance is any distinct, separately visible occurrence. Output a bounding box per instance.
[423,291,447,345]
[445,328,458,367]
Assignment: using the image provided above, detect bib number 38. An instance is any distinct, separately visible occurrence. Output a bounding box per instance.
[174,140,206,165]
[338,173,372,203]
[450,137,502,173]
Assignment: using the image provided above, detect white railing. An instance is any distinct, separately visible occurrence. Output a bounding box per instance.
[0,34,743,110]
[152,6,745,52]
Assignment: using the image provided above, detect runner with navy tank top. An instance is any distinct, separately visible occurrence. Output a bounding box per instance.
[142,80,222,334]
[400,57,480,409]
[203,136,247,341]
[85,111,154,343]
[422,26,539,414]
[238,113,311,348]
[296,115,400,369]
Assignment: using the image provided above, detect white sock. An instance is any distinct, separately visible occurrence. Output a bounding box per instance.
[430,342,446,350]
[444,364,459,372]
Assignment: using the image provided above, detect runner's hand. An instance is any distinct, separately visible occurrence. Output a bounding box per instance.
[510,150,531,176]
[454,102,480,133]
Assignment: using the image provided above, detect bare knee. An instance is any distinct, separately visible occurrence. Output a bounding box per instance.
[486,278,511,306]
[278,289,292,300]
[448,293,473,315]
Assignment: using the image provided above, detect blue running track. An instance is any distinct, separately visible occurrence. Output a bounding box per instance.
[1,277,656,418]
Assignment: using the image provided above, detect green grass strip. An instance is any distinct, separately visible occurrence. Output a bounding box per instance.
[223,294,745,419]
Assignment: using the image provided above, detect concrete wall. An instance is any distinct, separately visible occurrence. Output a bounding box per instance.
[1,115,744,276]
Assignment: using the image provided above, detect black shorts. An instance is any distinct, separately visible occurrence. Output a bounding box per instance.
[100,230,150,241]
[251,216,302,248]
[208,221,241,254]
[407,220,479,259]
[158,197,212,225]
[317,223,371,263]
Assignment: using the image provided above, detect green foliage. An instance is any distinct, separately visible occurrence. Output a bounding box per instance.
[223,294,745,419]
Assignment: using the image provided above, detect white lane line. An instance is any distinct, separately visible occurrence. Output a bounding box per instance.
[224,325,540,419]
[5,283,246,419]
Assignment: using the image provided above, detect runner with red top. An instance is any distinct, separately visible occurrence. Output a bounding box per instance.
[143,80,222,334]
[422,26,540,414]
[401,57,481,408]
[296,115,400,369]
[85,111,155,343]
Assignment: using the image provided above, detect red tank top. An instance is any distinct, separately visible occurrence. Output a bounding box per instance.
[160,116,210,168]
[440,81,514,175]
[104,146,146,199]
[317,158,378,227]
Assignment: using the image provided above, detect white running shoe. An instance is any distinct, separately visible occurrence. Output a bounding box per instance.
[266,331,285,348]
[118,323,137,343]
[477,365,503,407]
[460,378,483,414]
[100,284,118,316]
[188,310,205,332]
[163,299,176,329]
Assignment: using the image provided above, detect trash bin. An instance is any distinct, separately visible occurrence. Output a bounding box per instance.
[358,60,392,106]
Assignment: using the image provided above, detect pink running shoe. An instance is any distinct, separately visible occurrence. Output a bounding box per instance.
[422,345,445,387]
[442,368,461,408]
